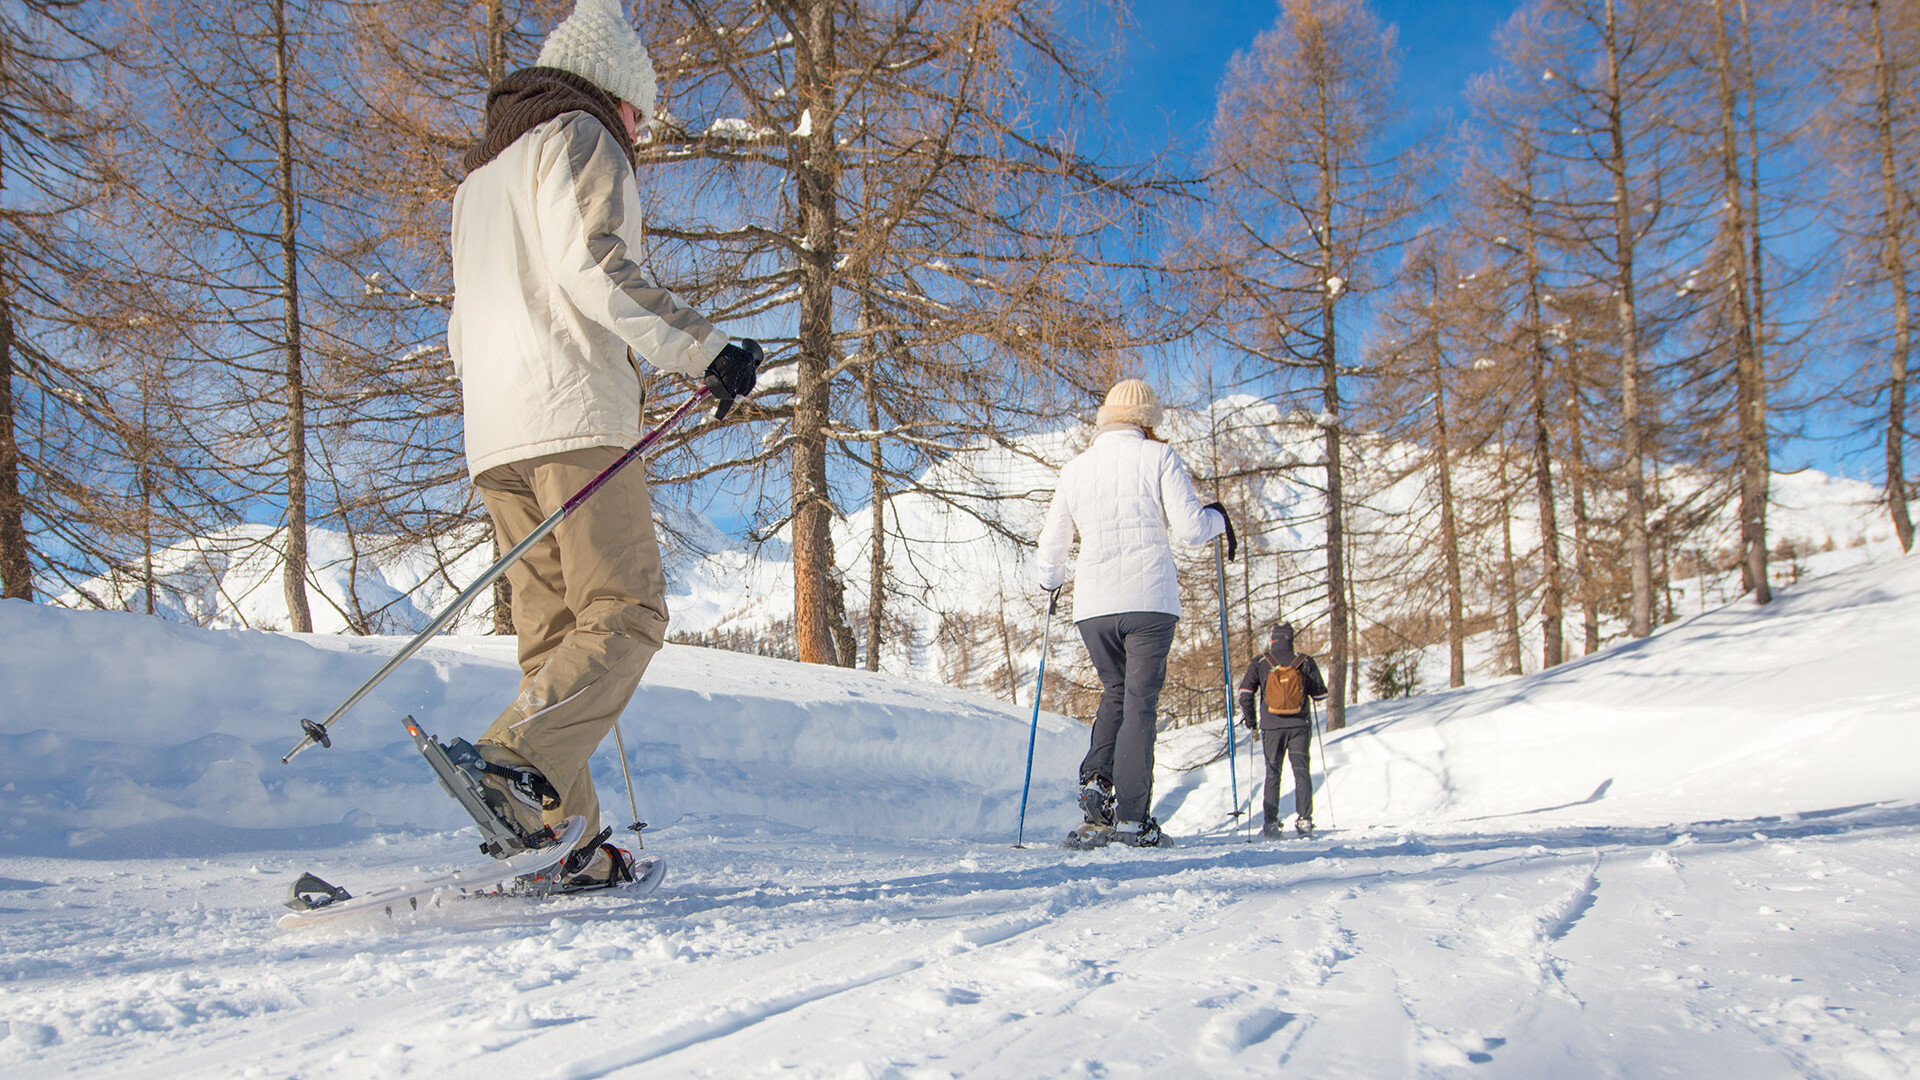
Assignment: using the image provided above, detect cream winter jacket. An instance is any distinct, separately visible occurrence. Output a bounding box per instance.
[1035,427,1226,622]
[448,112,728,476]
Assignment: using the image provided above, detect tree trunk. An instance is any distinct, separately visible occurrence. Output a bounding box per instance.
[1604,0,1654,637]
[1322,284,1348,730]
[1499,450,1524,676]
[1713,0,1771,603]
[864,347,885,672]
[791,0,841,663]
[0,295,29,601]
[1871,0,1915,552]
[1521,159,1566,664]
[272,0,312,633]
[1564,342,1600,654]
[1430,330,1466,688]
[1740,0,1773,597]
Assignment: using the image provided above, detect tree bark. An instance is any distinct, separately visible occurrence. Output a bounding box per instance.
[1604,0,1655,636]
[271,0,312,633]
[1498,450,1524,676]
[1739,0,1773,596]
[1712,0,1771,602]
[1870,0,1915,552]
[1520,157,1566,665]
[864,344,885,672]
[0,295,29,601]
[1315,33,1348,729]
[1322,272,1349,730]
[1563,341,1601,654]
[790,0,841,663]
[1429,322,1466,688]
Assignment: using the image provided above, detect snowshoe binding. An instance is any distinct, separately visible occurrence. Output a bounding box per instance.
[1062,821,1114,850]
[1078,776,1116,827]
[1110,816,1164,848]
[406,717,558,859]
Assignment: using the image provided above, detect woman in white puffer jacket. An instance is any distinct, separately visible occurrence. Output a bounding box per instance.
[1036,379,1232,847]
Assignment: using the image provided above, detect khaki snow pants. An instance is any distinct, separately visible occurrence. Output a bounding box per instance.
[473,445,668,847]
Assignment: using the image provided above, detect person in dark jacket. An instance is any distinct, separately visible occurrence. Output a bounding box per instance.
[1236,622,1328,838]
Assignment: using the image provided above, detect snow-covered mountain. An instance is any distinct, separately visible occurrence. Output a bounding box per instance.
[1,532,1916,1076]
[666,396,1904,696]
[56,396,1905,716]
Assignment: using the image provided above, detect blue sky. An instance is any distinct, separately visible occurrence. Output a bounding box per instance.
[1076,0,1865,480]
[1095,0,1520,160]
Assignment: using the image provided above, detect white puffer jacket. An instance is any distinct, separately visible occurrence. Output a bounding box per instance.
[448,112,728,476]
[1035,427,1226,622]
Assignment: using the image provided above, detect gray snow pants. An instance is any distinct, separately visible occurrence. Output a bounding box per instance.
[1261,726,1313,824]
[1076,611,1179,824]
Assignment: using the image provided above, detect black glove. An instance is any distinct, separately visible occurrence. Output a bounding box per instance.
[1203,501,1237,561]
[703,338,762,421]
[1044,585,1063,614]
[1239,703,1256,730]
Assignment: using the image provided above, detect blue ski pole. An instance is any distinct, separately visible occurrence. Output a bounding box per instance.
[1015,587,1060,848]
[1215,537,1243,839]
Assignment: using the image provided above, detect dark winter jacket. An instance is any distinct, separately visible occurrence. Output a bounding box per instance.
[1236,645,1328,729]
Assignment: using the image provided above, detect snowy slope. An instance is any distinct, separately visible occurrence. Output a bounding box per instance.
[2,554,1919,1077]
[0,599,1086,854]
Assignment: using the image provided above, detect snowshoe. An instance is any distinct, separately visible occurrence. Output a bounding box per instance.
[1110,817,1164,848]
[1295,817,1316,839]
[1062,822,1114,850]
[1260,821,1287,840]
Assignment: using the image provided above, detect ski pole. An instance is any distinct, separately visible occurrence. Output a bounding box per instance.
[1311,696,1336,829]
[1214,536,1242,840]
[1014,587,1059,848]
[1245,698,1259,842]
[280,386,713,765]
[609,720,646,843]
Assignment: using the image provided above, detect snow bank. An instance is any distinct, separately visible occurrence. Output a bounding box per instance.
[0,601,1084,857]
[1182,550,1920,834]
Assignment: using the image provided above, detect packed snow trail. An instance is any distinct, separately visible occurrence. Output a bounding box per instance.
[2,806,1917,1078]
[2,553,1919,1076]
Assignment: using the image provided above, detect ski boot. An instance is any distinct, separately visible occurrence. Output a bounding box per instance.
[559,833,638,893]
[1078,776,1116,827]
[407,717,561,859]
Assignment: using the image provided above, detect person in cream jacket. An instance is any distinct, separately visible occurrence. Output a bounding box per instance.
[1036,379,1234,847]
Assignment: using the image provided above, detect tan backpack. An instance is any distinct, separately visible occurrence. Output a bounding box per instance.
[1263,655,1308,714]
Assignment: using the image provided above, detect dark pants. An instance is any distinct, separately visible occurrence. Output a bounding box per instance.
[1077,611,1179,824]
[1262,726,1312,824]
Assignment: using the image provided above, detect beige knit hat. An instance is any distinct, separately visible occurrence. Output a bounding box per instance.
[1095,378,1163,428]
[537,0,657,124]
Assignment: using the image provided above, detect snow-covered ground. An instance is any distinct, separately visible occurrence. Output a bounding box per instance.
[3,552,1919,1077]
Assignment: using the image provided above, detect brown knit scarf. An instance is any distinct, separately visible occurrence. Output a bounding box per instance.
[463,67,634,175]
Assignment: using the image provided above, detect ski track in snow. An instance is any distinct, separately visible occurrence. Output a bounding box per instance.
[4,809,1920,1078]
[5,554,1920,1076]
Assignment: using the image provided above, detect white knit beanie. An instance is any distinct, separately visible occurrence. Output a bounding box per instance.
[1095,378,1163,429]
[537,0,657,124]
